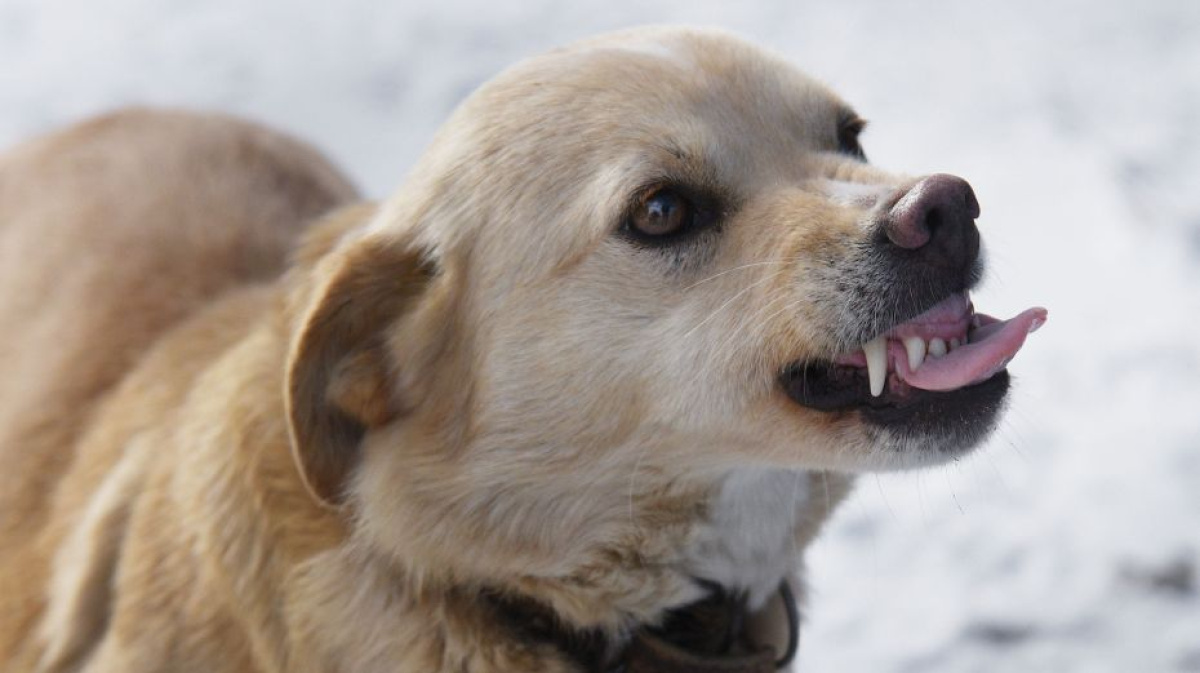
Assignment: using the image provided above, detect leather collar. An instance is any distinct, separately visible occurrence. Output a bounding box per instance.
[486,581,798,672]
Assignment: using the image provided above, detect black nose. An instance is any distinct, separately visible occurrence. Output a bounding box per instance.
[883,174,980,271]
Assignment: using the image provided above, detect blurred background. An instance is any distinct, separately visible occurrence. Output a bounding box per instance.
[2,1,1198,670]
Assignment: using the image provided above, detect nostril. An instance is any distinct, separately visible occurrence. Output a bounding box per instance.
[924,207,945,240]
[884,193,933,250]
[962,182,981,220]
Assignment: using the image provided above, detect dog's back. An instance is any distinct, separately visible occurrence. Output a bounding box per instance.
[0,108,355,667]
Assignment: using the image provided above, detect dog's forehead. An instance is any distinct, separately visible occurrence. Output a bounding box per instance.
[472,28,852,158]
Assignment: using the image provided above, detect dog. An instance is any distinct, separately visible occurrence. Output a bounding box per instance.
[0,27,1045,672]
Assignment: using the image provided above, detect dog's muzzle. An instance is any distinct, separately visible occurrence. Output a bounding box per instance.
[780,174,1047,449]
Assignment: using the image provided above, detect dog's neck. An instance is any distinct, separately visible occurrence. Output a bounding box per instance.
[477,467,836,671]
[683,468,818,609]
[353,423,850,623]
[252,452,853,673]
[316,451,853,670]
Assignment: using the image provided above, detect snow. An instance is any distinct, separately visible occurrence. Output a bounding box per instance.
[3,1,1198,670]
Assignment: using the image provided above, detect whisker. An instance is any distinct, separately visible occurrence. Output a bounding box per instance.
[682,258,800,291]
[626,437,653,529]
[707,293,795,367]
[874,474,897,521]
[942,468,965,514]
[681,272,782,341]
[822,471,832,517]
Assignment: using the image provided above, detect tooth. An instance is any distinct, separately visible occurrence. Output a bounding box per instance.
[903,336,926,371]
[863,336,888,397]
[928,338,947,357]
[950,338,961,351]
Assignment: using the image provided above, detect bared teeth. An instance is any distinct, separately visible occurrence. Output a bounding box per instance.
[856,333,968,395]
[928,338,948,357]
[903,336,926,372]
[862,336,888,397]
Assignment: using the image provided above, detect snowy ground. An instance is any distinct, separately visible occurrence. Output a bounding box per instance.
[3,1,1198,670]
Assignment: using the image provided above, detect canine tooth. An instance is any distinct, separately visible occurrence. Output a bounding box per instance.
[863,336,888,397]
[950,338,961,351]
[903,336,926,371]
[928,338,947,357]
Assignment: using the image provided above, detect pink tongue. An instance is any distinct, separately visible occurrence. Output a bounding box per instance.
[902,307,1048,391]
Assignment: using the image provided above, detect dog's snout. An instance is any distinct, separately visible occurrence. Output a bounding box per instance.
[883,174,980,269]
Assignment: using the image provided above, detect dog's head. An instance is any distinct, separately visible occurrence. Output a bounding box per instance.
[283,27,1044,578]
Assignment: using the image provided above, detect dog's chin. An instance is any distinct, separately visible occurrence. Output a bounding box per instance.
[779,362,1010,464]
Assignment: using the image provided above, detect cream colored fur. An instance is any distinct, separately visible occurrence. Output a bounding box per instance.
[0,27,955,672]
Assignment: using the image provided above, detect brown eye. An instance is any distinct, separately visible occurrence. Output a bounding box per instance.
[631,188,693,237]
[838,117,867,161]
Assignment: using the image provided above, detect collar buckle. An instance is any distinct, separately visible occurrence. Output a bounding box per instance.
[619,580,799,672]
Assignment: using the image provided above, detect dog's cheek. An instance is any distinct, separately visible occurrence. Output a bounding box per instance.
[737,190,868,356]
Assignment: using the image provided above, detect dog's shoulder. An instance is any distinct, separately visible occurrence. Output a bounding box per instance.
[0,108,358,668]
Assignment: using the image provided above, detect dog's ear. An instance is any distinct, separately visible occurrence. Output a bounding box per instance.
[285,217,436,508]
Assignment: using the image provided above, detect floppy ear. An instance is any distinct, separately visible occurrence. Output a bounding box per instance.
[285,226,436,507]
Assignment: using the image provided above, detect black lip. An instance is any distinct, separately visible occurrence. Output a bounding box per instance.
[779,361,1009,444]
[830,243,984,347]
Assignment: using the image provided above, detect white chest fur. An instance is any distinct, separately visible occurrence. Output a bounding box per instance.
[683,468,812,609]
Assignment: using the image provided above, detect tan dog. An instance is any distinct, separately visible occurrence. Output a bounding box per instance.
[0,27,1045,672]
